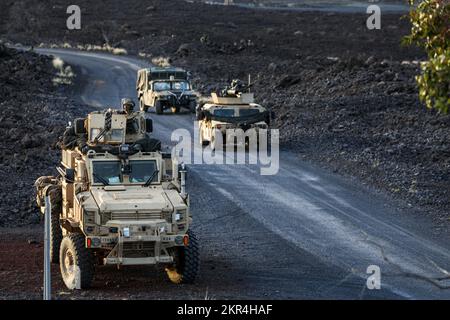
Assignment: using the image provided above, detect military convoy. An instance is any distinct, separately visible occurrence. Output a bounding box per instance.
[35,99,199,289]
[137,67,198,114]
[196,80,273,150]
[34,62,273,291]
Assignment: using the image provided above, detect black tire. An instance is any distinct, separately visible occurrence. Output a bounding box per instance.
[155,100,163,115]
[166,230,200,284]
[199,132,209,147]
[48,188,63,264]
[189,100,197,113]
[196,109,204,121]
[59,233,95,290]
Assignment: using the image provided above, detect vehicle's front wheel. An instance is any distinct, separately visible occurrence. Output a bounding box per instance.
[199,131,209,147]
[59,234,94,290]
[165,230,200,284]
[189,100,197,113]
[155,100,163,115]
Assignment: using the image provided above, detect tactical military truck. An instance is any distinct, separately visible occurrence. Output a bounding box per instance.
[197,80,274,150]
[35,105,199,289]
[137,67,197,114]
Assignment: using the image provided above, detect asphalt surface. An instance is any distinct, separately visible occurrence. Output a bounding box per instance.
[200,1,409,13]
[33,48,450,299]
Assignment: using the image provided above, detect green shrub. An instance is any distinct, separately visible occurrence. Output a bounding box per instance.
[404,0,450,113]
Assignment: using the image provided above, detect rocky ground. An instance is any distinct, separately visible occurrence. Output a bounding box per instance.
[1,0,448,223]
[0,43,89,227]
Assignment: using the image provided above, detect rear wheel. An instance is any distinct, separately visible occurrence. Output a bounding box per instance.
[59,234,95,290]
[155,100,163,115]
[166,230,200,284]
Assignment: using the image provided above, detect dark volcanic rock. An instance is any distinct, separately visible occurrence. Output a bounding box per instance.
[0,44,89,227]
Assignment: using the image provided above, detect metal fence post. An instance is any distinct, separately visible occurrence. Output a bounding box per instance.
[44,196,51,300]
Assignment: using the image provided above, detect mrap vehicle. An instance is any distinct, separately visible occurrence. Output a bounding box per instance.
[35,108,199,289]
[137,67,198,114]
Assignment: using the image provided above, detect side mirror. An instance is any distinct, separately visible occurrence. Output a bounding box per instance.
[66,168,75,183]
[146,119,153,133]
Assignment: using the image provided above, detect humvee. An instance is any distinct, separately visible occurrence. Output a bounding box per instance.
[137,67,198,114]
[197,80,274,150]
[35,108,199,289]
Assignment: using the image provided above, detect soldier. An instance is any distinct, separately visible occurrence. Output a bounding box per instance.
[121,98,135,114]
[120,98,140,135]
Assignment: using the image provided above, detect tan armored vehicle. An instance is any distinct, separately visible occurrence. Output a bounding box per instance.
[197,80,274,149]
[35,100,199,289]
[137,67,198,114]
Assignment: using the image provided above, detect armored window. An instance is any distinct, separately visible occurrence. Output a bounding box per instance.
[92,161,122,184]
[153,82,171,91]
[172,81,190,91]
[213,109,235,117]
[110,129,124,142]
[239,109,260,117]
[129,160,158,183]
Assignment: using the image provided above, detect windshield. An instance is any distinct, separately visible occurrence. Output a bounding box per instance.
[92,160,159,185]
[129,160,158,183]
[153,81,190,91]
[92,161,122,184]
[153,82,171,91]
[172,81,190,91]
[239,109,261,117]
[213,109,235,117]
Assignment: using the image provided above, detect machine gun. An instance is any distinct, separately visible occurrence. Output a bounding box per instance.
[221,79,254,97]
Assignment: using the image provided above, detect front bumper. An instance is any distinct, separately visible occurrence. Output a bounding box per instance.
[160,95,194,106]
[86,219,186,266]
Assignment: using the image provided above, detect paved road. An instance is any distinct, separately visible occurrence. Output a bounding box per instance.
[199,0,409,13]
[35,48,450,299]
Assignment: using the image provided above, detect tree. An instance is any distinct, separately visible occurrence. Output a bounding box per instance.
[404,0,450,113]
